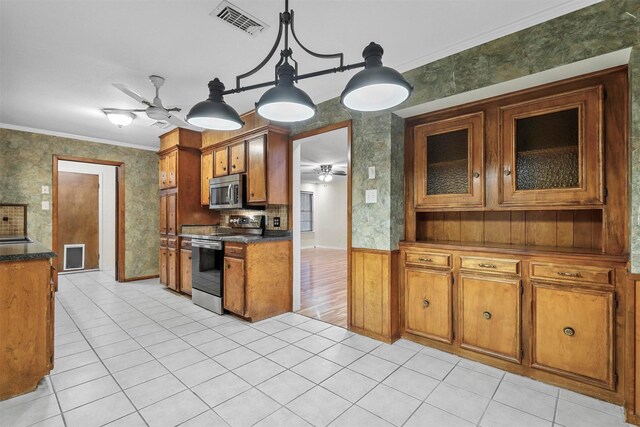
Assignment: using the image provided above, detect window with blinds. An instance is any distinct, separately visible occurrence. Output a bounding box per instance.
[301,191,313,232]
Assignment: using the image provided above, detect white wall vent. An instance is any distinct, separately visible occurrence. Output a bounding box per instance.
[211,1,268,37]
[64,244,85,271]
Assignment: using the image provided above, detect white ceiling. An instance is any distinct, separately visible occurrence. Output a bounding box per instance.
[0,0,600,150]
[299,126,348,182]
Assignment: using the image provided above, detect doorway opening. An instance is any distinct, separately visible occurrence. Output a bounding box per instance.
[53,156,125,281]
[291,123,351,328]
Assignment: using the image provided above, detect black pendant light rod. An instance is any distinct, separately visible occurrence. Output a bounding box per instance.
[224,0,361,96]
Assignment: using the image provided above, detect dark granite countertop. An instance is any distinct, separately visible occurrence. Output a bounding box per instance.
[179,231,292,244]
[0,239,56,262]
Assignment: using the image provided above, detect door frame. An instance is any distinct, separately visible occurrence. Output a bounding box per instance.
[289,120,352,326]
[53,155,125,281]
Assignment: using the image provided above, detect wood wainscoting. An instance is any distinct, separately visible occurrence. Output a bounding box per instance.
[350,248,399,343]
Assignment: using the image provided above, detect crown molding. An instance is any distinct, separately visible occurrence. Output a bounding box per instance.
[0,123,159,151]
[395,0,602,73]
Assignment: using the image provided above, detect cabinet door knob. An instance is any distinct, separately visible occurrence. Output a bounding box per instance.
[483,311,492,320]
[563,327,575,336]
[227,264,231,269]
[504,169,511,176]
[473,171,480,179]
[232,165,236,169]
[422,299,430,307]
[250,192,254,196]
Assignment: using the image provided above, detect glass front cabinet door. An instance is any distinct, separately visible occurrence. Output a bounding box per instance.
[499,86,603,207]
[414,112,484,209]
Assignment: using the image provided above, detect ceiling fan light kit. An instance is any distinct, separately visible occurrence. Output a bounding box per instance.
[103,110,136,128]
[187,0,412,130]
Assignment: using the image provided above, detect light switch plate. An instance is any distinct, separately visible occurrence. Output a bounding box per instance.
[365,189,377,204]
[41,185,49,194]
[368,166,376,179]
[41,201,50,210]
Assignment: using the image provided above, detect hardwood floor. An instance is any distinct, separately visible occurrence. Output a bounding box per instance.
[297,248,348,328]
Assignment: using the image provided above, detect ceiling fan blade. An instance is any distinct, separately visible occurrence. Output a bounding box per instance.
[166,107,182,112]
[113,83,152,106]
[332,171,347,176]
[103,108,147,113]
[166,114,187,128]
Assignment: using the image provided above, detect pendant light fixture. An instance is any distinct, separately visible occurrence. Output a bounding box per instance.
[187,0,412,130]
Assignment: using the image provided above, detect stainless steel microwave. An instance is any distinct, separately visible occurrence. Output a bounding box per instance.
[209,175,246,210]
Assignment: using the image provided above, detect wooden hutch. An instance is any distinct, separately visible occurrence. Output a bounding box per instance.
[401,66,629,405]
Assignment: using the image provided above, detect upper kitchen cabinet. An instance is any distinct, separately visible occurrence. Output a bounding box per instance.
[414,112,484,209]
[500,86,603,207]
[201,151,213,206]
[201,118,289,207]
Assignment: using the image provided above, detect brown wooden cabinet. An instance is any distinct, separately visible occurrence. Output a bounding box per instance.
[223,256,245,315]
[414,112,484,209]
[180,249,192,296]
[158,128,219,295]
[1,258,55,400]
[229,141,246,174]
[201,151,213,206]
[214,146,228,177]
[404,267,453,343]
[532,282,614,389]
[459,273,521,363]
[500,86,603,207]
[247,135,267,204]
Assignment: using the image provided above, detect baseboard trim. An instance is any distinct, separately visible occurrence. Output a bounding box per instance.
[120,274,159,283]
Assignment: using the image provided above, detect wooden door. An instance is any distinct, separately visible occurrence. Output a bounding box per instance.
[167,193,177,235]
[247,135,267,204]
[201,151,214,206]
[159,155,167,189]
[500,86,603,207]
[404,268,453,343]
[167,247,178,291]
[459,274,521,362]
[223,256,245,315]
[180,249,192,295]
[58,172,100,271]
[159,194,167,234]
[159,246,167,285]
[229,141,246,174]
[214,146,229,177]
[532,282,614,389]
[414,112,484,208]
[166,151,177,188]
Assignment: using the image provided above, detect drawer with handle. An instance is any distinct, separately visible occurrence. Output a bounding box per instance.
[405,252,451,268]
[530,262,613,286]
[460,256,520,275]
[225,243,245,258]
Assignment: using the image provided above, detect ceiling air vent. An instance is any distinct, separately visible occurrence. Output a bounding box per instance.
[211,1,268,37]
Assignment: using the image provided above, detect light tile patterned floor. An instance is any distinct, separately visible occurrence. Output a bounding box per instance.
[0,271,632,427]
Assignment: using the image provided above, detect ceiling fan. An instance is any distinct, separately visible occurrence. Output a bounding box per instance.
[104,75,186,128]
[301,163,347,182]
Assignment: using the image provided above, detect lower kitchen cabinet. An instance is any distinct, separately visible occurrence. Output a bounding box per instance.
[459,273,521,362]
[167,247,178,291]
[159,245,167,285]
[404,267,453,343]
[180,249,192,296]
[222,240,291,322]
[223,256,245,315]
[532,282,615,389]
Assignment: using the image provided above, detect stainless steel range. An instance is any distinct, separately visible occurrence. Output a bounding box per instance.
[190,214,265,314]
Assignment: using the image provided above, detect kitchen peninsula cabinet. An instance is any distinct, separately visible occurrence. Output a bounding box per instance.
[1,244,56,400]
[223,240,291,322]
[158,128,218,293]
[200,111,289,207]
[402,67,629,406]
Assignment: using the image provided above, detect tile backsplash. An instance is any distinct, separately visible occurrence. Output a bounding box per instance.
[222,205,289,231]
[0,204,27,237]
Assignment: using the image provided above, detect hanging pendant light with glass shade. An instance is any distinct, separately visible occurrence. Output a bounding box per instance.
[186,0,412,130]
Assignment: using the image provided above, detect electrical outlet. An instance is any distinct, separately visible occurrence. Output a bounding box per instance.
[273,216,281,227]
[41,185,49,194]
[41,201,50,210]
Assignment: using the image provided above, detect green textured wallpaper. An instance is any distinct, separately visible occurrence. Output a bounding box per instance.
[0,129,159,279]
[290,0,640,272]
